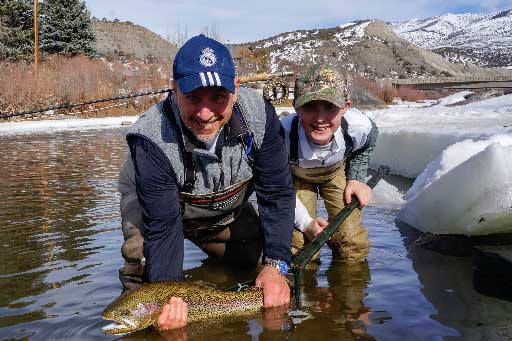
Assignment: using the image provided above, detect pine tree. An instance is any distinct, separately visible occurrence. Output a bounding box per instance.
[0,0,34,61]
[40,0,95,56]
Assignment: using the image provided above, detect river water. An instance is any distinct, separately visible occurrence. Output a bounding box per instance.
[0,127,511,340]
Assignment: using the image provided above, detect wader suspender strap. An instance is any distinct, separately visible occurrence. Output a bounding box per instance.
[289,116,300,164]
[162,98,196,192]
[233,102,255,163]
[289,116,353,165]
[340,118,353,160]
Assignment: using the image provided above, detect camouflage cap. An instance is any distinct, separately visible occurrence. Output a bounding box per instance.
[293,65,350,109]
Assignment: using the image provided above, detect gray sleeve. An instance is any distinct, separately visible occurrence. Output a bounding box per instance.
[119,154,138,210]
[347,118,379,182]
[118,153,144,240]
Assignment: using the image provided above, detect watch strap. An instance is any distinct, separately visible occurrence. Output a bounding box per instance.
[263,256,289,276]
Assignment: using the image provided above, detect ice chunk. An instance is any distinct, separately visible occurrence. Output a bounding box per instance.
[404,134,512,201]
[397,142,512,235]
[370,179,405,207]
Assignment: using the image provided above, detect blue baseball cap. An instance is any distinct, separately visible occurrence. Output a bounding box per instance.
[173,34,236,94]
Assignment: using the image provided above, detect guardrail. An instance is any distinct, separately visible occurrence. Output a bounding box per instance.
[391,76,512,85]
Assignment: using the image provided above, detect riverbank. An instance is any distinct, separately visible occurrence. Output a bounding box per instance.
[0,107,295,135]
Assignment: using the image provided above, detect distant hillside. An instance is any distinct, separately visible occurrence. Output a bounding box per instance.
[92,18,177,61]
[245,19,512,80]
[391,9,512,68]
[90,10,511,79]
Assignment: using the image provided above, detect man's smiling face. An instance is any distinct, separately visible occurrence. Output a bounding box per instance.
[174,80,239,141]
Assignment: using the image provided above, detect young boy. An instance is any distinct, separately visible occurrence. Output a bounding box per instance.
[281,65,378,263]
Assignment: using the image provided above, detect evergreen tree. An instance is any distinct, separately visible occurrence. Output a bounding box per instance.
[40,0,95,56]
[0,0,34,62]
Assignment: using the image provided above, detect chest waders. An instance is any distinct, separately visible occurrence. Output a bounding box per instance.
[288,116,370,263]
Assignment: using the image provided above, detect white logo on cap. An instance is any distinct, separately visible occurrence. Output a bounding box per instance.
[199,47,217,67]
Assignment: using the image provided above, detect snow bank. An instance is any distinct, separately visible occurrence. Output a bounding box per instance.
[436,90,472,106]
[367,92,512,234]
[0,116,139,135]
[367,93,512,178]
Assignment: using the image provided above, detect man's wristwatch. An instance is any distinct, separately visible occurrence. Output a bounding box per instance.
[263,256,290,276]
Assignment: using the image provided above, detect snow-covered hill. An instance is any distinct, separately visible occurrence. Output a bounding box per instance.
[253,21,373,74]
[391,10,512,68]
[246,18,512,80]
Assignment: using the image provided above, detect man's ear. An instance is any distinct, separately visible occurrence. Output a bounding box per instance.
[232,77,241,102]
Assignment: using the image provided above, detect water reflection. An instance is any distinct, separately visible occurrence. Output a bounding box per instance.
[396,222,512,340]
[0,129,127,339]
[364,207,460,340]
[294,259,374,340]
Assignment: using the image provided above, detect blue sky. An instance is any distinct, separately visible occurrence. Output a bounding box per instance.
[83,0,512,43]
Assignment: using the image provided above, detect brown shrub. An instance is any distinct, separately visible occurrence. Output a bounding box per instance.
[354,75,442,103]
[0,55,172,120]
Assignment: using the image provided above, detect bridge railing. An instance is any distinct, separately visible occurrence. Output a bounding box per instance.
[391,75,512,85]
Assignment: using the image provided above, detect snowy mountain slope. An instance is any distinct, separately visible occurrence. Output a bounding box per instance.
[246,19,512,80]
[253,21,372,72]
[392,10,512,67]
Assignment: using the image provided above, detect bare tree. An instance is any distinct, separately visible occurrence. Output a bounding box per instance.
[171,24,189,48]
[170,23,223,47]
[201,23,222,42]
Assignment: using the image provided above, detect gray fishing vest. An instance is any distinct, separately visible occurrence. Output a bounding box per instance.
[125,87,268,238]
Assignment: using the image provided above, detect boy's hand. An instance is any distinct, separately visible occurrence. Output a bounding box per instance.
[304,217,329,241]
[345,179,372,208]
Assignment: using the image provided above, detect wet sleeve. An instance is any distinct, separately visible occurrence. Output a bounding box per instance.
[253,102,295,264]
[127,135,185,282]
[347,118,379,182]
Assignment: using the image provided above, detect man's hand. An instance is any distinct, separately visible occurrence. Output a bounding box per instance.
[157,297,188,331]
[255,266,290,307]
[257,304,289,330]
[304,217,329,241]
[344,179,372,208]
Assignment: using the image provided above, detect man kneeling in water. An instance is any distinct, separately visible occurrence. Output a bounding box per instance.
[118,34,295,330]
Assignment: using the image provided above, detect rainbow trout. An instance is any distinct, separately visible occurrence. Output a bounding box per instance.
[101,281,263,335]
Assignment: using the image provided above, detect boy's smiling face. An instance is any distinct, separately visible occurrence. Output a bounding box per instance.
[297,100,349,146]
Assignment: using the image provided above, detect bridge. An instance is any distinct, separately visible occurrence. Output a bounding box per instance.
[390,76,512,90]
